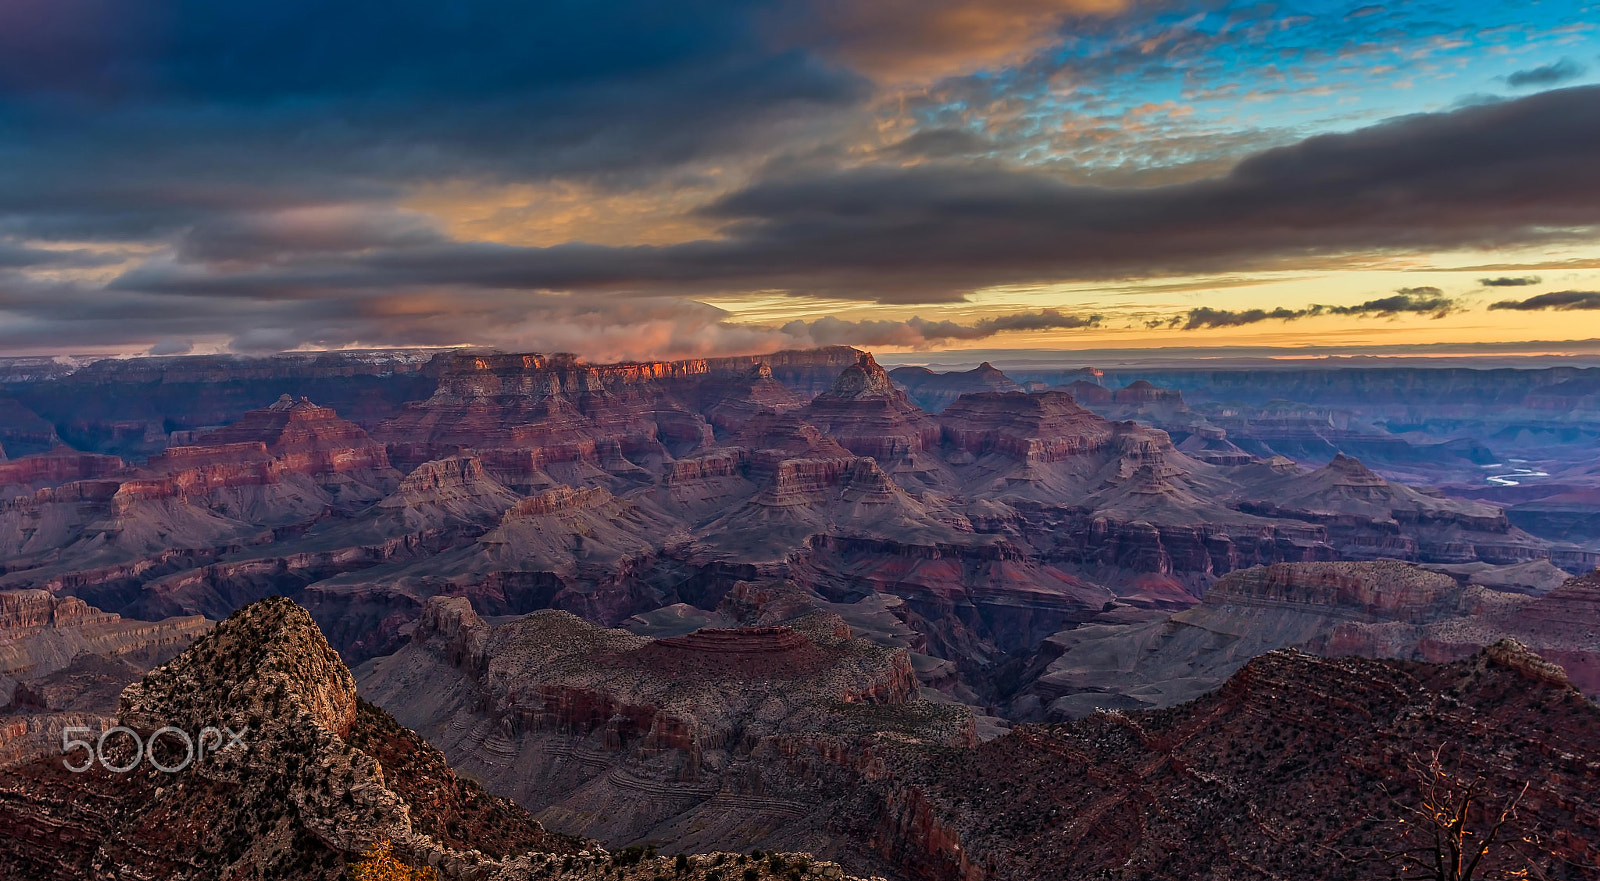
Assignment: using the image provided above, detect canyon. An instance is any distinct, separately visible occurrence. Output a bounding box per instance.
[0,348,1589,705]
[0,348,1596,878]
[1,595,1594,881]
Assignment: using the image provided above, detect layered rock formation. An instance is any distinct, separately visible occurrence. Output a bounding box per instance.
[0,349,1575,746]
[0,396,400,614]
[695,363,807,436]
[358,596,970,870]
[1318,568,1600,698]
[0,448,124,499]
[853,643,1600,881]
[1010,560,1600,720]
[0,590,210,767]
[1,350,442,459]
[801,355,946,484]
[1232,454,1547,564]
[374,348,862,479]
[0,396,63,458]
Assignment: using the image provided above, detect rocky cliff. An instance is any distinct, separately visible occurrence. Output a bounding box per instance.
[0,590,210,767]
[358,596,969,872]
[1231,454,1548,566]
[1009,560,1600,720]
[0,596,589,880]
[801,355,946,482]
[861,642,1600,881]
[0,349,1577,752]
[0,396,400,609]
[2,351,441,458]
[0,448,125,498]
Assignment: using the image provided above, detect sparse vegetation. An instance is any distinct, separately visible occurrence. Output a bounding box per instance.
[346,840,437,881]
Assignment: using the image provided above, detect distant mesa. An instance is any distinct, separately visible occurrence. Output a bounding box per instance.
[889,360,1021,412]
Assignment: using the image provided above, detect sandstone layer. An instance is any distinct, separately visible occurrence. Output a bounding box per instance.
[358,595,971,871]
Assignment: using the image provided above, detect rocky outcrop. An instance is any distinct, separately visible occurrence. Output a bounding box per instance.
[0,590,210,768]
[3,351,442,459]
[802,355,944,476]
[0,591,208,690]
[0,397,401,605]
[0,347,1573,757]
[934,390,1235,518]
[1319,568,1600,698]
[0,448,124,497]
[1037,511,1335,577]
[698,457,970,561]
[860,645,1600,881]
[938,391,1112,464]
[695,363,806,435]
[1232,454,1549,566]
[702,347,864,397]
[0,397,63,458]
[1009,559,1600,720]
[358,596,967,868]
[374,349,861,475]
[791,535,1115,659]
[0,596,588,880]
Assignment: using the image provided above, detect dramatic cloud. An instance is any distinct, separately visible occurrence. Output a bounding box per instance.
[80,86,1600,313]
[2,1,1599,355]
[1488,291,1600,311]
[0,0,868,248]
[1168,290,1459,330]
[777,309,1100,347]
[1479,276,1542,287]
[0,276,797,361]
[1506,59,1587,88]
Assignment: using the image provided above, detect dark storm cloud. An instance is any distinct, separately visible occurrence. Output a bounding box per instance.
[103,83,1600,308]
[147,338,195,356]
[1166,290,1459,330]
[1479,276,1542,287]
[1506,59,1587,88]
[4,9,1600,356]
[1488,291,1600,311]
[885,128,998,160]
[0,0,866,244]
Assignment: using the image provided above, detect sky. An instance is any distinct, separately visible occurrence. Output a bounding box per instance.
[2,0,1599,361]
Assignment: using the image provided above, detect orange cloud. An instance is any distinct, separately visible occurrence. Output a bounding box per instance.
[404,179,724,248]
[776,0,1133,83]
